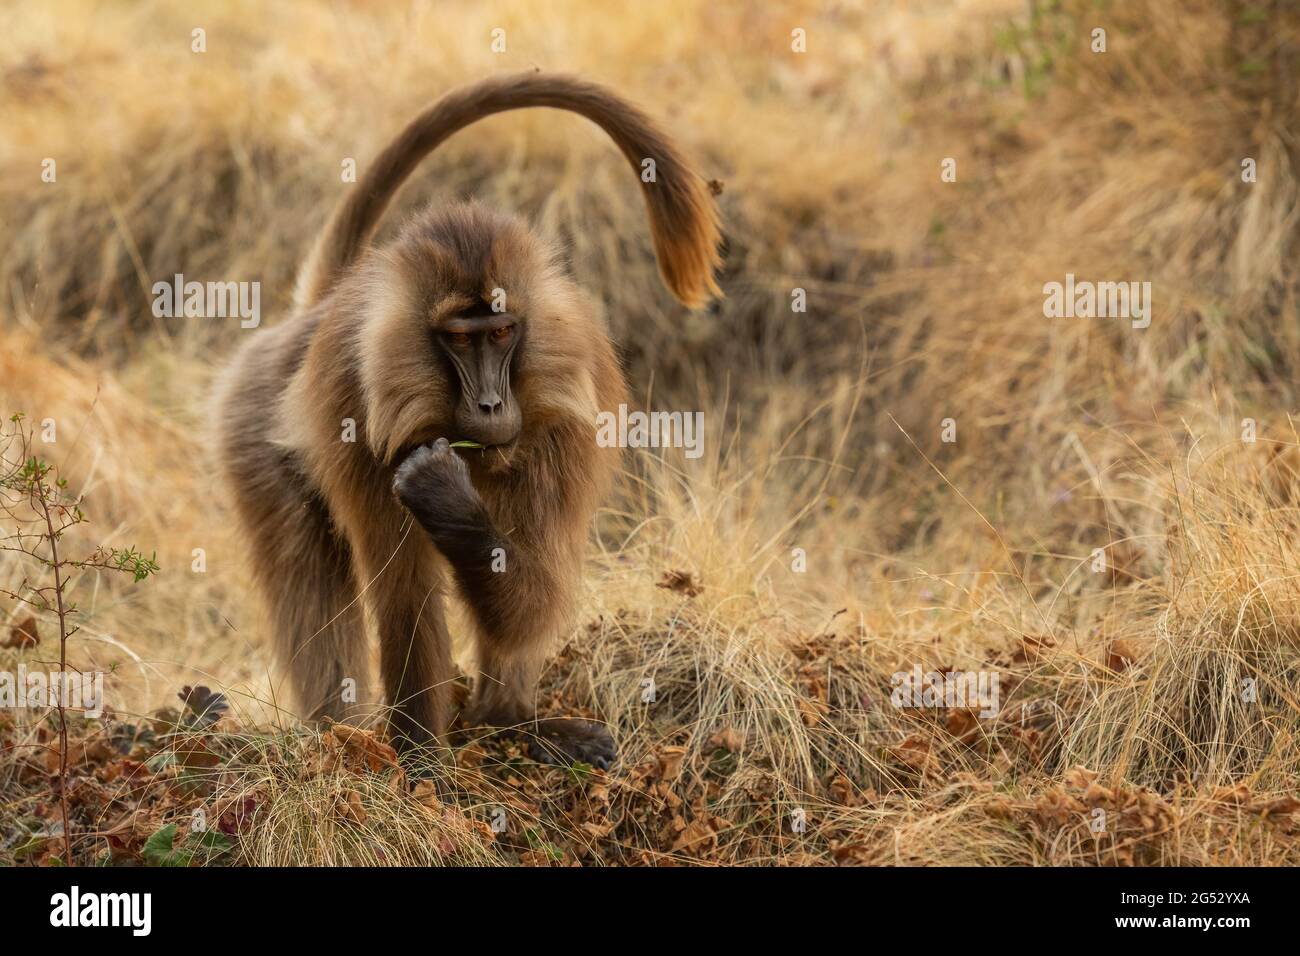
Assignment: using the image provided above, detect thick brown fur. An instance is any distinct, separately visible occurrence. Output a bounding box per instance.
[295,72,722,312]
[213,73,722,761]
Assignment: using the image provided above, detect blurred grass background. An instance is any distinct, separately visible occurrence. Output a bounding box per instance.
[3,0,1300,864]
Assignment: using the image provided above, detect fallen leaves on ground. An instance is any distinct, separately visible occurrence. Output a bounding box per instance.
[2,615,39,649]
[656,570,702,597]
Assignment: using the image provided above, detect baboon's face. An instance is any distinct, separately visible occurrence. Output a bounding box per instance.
[360,206,599,472]
[433,307,523,448]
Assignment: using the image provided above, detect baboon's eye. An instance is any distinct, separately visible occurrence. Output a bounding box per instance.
[447,332,472,349]
[490,325,514,345]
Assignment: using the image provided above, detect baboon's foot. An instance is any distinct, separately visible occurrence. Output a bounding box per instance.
[525,717,616,770]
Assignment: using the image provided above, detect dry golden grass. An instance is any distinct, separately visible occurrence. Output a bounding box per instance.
[2,0,1300,865]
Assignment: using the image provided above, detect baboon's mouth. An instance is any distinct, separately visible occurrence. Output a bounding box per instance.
[394,438,512,466]
[451,438,510,452]
[467,438,518,456]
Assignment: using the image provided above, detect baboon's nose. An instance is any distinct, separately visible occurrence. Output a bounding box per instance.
[459,397,521,447]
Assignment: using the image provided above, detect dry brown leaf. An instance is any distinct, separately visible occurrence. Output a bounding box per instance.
[1082,782,1115,805]
[336,789,367,825]
[829,774,857,807]
[985,796,1017,819]
[656,784,683,809]
[944,708,980,742]
[327,722,399,771]
[1062,766,1099,789]
[657,746,686,783]
[1012,633,1054,663]
[3,615,39,649]
[670,817,718,855]
[1211,783,1252,805]
[798,695,829,727]
[830,841,871,864]
[656,569,702,597]
[1248,796,1300,817]
[887,734,938,773]
[411,779,441,814]
[172,737,221,769]
[580,819,615,838]
[1105,640,1139,672]
[456,744,487,769]
[705,726,745,752]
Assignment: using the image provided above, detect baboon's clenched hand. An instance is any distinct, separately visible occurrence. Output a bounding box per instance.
[392,439,491,559]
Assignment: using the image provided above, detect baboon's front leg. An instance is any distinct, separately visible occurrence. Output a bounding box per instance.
[336,482,456,756]
[369,545,456,755]
[392,438,615,768]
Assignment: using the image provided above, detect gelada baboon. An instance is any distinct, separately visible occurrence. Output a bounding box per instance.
[214,72,722,766]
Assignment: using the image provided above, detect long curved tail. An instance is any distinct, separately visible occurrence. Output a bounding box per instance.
[295,71,723,311]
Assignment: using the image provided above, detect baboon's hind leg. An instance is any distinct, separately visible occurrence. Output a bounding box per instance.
[215,334,373,728]
[252,493,372,726]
